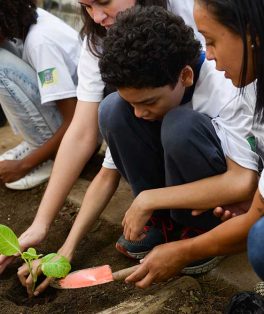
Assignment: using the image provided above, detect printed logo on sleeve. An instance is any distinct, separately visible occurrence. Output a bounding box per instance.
[38,68,58,87]
[247,136,256,152]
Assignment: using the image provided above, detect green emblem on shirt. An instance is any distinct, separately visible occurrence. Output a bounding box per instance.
[247,136,256,152]
[38,68,58,87]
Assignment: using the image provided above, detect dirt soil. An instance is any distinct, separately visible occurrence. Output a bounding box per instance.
[0,184,235,313]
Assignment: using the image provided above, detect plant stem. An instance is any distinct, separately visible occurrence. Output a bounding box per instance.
[21,256,37,293]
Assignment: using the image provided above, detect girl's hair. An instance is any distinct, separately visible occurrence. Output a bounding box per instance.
[80,0,168,57]
[0,0,37,41]
[197,0,264,122]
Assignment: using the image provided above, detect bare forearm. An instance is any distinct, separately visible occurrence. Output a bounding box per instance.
[19,123,72,172]
[34,133,98,227]
[19,98,77,172]
[177,190,264,264]
[59,168,121,260]
[33,101,100,228]
[143,165,257,212]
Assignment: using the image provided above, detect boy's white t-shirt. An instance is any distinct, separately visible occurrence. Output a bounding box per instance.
[77,1,203,103]
[102,59,259,174]
[22,8,81,105]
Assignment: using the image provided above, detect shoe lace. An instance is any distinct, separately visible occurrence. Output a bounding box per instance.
[180,226,207,240]
[144,216,175,242]
[13,141,30,158]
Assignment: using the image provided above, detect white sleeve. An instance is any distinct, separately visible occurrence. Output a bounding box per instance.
[76,37,105,102]
[212,83,259,172]
[27,44,77,104]
[193,62,259,172]
[102,147,117,169]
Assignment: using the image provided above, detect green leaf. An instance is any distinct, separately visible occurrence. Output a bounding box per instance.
[41,253,71,278]
[0,224,20,256]
[22,248,42,261]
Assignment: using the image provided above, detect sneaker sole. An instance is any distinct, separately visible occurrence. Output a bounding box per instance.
[181,256,225,275]
[5,177,49,190]
[116,243,149,260]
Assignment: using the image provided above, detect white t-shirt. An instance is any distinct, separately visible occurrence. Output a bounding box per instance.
[22,8,81,105]
[168,0,205,45]
[77,1,204,103]
[102,59,259,173]
[240,83,264,198]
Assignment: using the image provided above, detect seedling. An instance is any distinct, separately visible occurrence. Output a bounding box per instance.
[0,224,71,292]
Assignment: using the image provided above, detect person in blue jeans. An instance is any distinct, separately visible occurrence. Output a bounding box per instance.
[0,0,80,190]
[98,6,258,270]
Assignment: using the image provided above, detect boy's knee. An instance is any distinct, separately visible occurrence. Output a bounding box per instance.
[99,92,131,132]
[161,108,205,153]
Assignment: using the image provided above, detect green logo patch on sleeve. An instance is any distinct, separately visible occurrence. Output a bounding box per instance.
[38,68,58,87]
[247,136,256,152]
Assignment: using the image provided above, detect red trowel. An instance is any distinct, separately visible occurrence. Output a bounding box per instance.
[51,265,139,289]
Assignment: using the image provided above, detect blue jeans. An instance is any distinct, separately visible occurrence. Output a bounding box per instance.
[248,217,264,280]
[99,92,227,230]
[0,48,62,148]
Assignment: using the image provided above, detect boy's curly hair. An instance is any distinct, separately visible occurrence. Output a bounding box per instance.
[99,6,202,89]
[0,0,37,41]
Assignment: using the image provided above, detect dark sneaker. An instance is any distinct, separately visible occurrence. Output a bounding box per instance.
[116,216,182,260]
[180,226,225,275]
[225,291,264,313]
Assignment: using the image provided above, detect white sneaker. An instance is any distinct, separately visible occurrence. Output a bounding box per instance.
[0,141,33,161]
[5,160,54,190]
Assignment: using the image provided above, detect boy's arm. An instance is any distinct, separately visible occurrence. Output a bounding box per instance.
[0,97,76,183]
[125,189,264,288]
[122,158,258,241]
[17,167,121,296]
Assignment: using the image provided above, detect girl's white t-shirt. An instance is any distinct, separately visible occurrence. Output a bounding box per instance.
[23,8,81,105]
[76,0,204,103]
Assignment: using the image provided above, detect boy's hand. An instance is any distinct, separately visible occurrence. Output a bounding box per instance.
[0,160,28,183]
[125,241,190,288]
[122,192,153,241]
[192,200,252,222]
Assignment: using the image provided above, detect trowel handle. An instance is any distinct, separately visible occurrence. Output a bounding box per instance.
[112,265,140,281]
